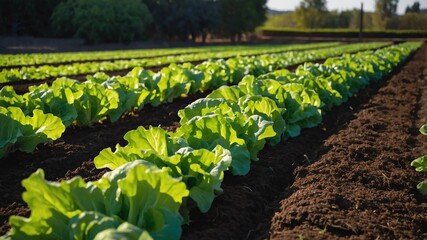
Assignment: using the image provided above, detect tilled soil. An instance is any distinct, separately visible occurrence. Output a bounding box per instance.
[0,44,426,238]
[181,45,427,239]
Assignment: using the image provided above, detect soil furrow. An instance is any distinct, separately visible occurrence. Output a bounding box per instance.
[266,45,427,239]
[180,44,426,239]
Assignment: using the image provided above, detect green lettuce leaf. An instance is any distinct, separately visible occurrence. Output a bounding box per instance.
[94,222,153,240]
[419,124,427,135]
[411,155,427,172]
[174,146,232,212]
[417,180,427,196]
[206,85,244,102]
[27,78,83,127]
[0,107,65,158]
[73,81,120,126]
[175,114,250,175]
[238,95,286,145]
[95,125,232,213]
[94,126,186,170]
[98,75,150,122]
[6,160,188,240]
[178,98,241,124]
[0,86,27,110]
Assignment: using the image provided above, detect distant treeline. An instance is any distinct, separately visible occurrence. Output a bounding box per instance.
[0,0,267,43]
[264,0,427,31]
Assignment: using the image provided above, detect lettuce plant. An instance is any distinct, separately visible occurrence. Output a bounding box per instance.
[411,124,427,196]
[0,107,65,158]
[95,126,232,212]
[5,160,188,240]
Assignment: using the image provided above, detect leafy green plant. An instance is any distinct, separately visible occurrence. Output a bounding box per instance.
[0,42,385,83]
[2,42,422,239]
[51,0,152,44]
[411,124,427,196]
[94,126,232,212]
[0,44,329,67]
[5,160,188,240]
[0,107,65,158]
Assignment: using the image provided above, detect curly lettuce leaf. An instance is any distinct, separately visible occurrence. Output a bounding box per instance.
[175,114,250,175]
[411,155,427,172]
[6,161,188,240]
[174,146,232,212]
[74,82,120,126]
[0,107,65,158]
[95,125,232,213]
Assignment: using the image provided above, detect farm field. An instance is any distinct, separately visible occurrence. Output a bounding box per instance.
[182,43,427,240]
[0,42,342,84]
[0,42,426,239]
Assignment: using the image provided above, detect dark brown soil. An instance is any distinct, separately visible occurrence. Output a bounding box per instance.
[181,44,427,239]
[0,44,426,239]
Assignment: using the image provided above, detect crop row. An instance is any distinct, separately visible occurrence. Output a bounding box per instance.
[0,42,341,83]
[0,44,254,67]
[0,42,389,158]
[1,42,420,240]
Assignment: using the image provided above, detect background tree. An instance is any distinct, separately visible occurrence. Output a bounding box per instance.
[197,1,221,43]
[322,10,352,28]
[399,12,427,29]
[349,9,374,29]
[168,0,220,42]
[293,0,328,29]
[405,1,420,13]
[51,0,152,44]
[218,0,267,41]
[373,0,398,29]
[263,12,296,28]
[144,0,219,42]
[50,0,77,37]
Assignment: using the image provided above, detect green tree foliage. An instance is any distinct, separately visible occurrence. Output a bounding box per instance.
[398,12,427,29]
[51,0,152,44]
[145,0,220,42]
[405,1,420,13]
[293,0,328,29]
[322,10,352,28]
[218,0,267,41]
[144,0,220,42]
[349,9,374,29]
[263,13,297,28]
[264,0,423,31]
[375,0,398,17]
[373,0,398,29]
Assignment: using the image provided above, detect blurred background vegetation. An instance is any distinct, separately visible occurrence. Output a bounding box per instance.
[0,0,425,44]
[264,0,427,30]
[0,0,267,43]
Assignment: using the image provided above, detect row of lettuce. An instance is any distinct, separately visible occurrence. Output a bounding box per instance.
[1,42,421,240]
[0,45,250,67]
[0,42,341,83]
[0,42,389,159]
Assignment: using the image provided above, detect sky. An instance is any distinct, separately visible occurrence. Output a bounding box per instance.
[266,0,426,15]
